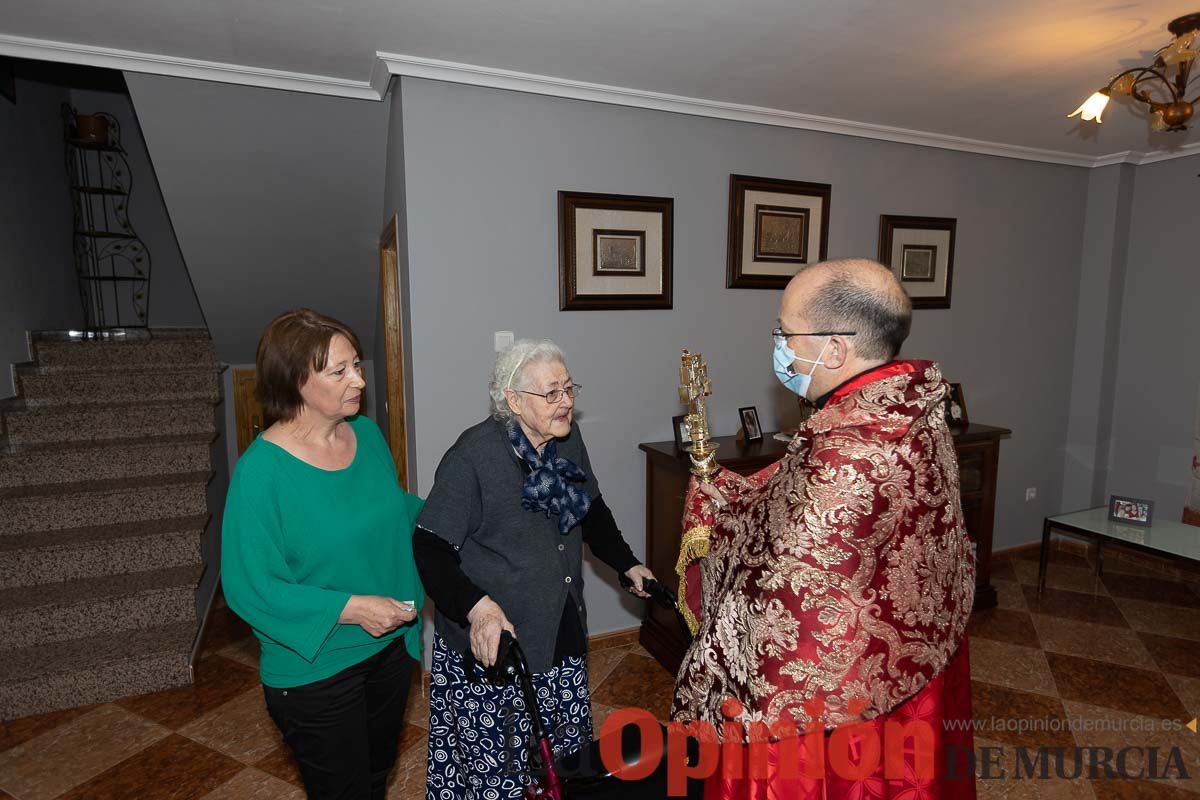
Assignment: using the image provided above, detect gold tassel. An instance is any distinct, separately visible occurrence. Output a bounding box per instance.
[674,524,713,635]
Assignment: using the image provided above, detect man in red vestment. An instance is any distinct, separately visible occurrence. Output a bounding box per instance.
[672,259,977,799]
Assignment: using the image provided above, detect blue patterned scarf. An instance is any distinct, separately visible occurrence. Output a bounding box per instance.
[508,422,593,534]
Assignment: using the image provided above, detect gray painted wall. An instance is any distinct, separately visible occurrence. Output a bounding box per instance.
[68,88,205,330]
[1060,164,1135,511]
[124,73,389,364]
[1103,155,1200,519]
[0,78,80,395]
[398,77,1090,637]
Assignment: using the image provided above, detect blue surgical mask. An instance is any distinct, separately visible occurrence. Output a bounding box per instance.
[773,336,831,399]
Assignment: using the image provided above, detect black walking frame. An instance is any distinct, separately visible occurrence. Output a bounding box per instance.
[461,577,702,799]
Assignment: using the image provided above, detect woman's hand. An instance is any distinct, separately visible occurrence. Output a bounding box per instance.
[623,564,656,598]
[339,595,418,638]
[466,595,515,667]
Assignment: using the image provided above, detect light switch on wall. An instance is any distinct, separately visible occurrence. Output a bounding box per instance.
[494,331,514,352]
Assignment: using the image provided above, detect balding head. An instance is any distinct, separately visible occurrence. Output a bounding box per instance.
[782,259,912,362]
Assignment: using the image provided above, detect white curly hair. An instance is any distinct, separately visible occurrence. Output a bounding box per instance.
[489,338,567,422]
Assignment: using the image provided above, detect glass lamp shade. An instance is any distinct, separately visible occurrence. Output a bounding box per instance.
[1068,91,1111,122]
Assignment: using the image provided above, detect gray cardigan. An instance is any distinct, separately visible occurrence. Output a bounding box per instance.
[416,418,601,673]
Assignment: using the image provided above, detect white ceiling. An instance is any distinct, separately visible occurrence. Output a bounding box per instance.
[2,0,1198,163]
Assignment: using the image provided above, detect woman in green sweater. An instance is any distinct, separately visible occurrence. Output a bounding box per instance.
[222,309,423,800]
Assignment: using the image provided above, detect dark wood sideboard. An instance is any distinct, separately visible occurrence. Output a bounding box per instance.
[637,423,1011,672]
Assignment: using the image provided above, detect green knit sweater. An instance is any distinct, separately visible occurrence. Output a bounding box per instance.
[221,415,423,687]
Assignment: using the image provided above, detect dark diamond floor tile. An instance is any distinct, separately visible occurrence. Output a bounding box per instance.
[253,744,304,788]
[968,608,1041,647]
[1091,778,1199,799]
[969,681,1076,750]
[589,652,675,722]
[58,733,243,800]
[1014,547,1091,568]
[114,655,259,729]
[1022,586,1129,627]
[1101,573,1200,609]
[1138,632,1200,679]
[990,558,1019,583]
[1045,652,1190,720]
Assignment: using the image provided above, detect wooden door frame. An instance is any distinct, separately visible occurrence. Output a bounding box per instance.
[379,213,411,490]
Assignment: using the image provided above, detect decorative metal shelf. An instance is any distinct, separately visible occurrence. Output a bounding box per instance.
[72,186,128,196]
[65,139,126,153]
[64,107,151,331]
[76,230,136,239]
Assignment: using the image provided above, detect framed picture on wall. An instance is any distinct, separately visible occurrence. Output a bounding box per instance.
[559,191,672,310]
[878,215,956,309]
[727,174,831,289]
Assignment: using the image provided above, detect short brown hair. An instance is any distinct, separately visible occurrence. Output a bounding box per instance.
[256,309,362,423]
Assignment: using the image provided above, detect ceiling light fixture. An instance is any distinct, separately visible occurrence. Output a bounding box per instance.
[1069,12,1200,132]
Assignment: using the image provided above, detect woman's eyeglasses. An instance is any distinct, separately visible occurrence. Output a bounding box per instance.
[520,384,581,404]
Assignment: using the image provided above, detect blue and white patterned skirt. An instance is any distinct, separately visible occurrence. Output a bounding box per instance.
[425,633,593,800]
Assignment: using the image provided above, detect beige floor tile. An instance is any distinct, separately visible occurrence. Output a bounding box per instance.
[970,637,1059,697]
[199,767,305,800]
[1031,614,1158,670]
[591,702,620,735]
[217,637,260,669]
[1014,560,1107,595]
[1164,674,1200,718]
[588,646,630,692]
[404,673,430,730]
[625,643,656,660]
[1115,598,1200,642]
[0,704,168,800]
[994,579,1029,612]
[1061,701,1200,794]
[179,687,283,763]
[386,731,428,799]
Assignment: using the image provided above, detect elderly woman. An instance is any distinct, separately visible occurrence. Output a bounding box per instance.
[414,338,655,799]
[222,309,423,799]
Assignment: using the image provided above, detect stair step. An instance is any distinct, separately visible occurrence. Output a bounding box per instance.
[0,621,195,721]
[15,365,220,408]
[0,514,207,589]
[0,472,211,535]
[31,330,216,371]
[1,400,217,447]
[0,564,200,649]
[0,433,214,489]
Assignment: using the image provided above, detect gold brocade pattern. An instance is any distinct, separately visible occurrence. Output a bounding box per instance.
[671,361,975,735]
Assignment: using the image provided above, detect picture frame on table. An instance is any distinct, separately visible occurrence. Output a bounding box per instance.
[727,175,831,289]
[559,191,672,310]
[943,383,968,429]
[738,406,763,442]
[672,414,692,452]
[1108,495,1154,527]
[878,215,957,309]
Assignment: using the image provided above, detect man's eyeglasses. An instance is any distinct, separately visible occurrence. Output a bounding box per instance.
[519,384,581,404]
[772,327,857,339]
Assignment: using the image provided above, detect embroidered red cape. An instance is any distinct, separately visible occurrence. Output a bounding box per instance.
[672,361,977,798]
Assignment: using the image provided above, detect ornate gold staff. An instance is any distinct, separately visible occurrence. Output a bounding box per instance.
[679,349,719,479]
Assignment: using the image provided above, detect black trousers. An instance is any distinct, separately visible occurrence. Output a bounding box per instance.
[263,638,415,800]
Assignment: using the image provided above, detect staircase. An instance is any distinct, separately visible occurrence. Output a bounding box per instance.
[0,329,221,721]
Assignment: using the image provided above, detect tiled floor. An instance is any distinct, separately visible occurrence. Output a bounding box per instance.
[1,546,1198,799]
